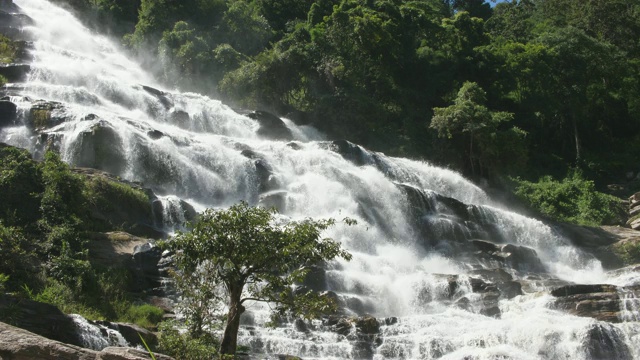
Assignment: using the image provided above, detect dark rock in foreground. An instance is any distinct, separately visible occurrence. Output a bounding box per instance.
[0,321,174,360]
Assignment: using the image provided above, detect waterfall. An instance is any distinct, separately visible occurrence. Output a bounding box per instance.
[69,314,129,351]
[2,0,640,358]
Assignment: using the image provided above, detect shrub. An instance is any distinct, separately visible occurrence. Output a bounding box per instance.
[513,170,626,226]
[613,241,640,267]
[157,320,219,360]
[0,145,43,227]
[0,34,17,63]
[122,304,165,329]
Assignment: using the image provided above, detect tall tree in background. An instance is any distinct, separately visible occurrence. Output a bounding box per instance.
[430,81,526,177]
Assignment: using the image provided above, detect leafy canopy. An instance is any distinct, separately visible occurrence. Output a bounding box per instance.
[165,201,352,352]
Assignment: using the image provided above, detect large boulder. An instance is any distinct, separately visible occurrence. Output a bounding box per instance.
[73,120,127,176]
[0,99,17,127]
[0,294,80,346]
[247,110,293,141]
[0,321,174,360]
[86,232,149,268]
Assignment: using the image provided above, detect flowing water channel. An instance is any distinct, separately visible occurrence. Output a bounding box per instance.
[2,1,640,358]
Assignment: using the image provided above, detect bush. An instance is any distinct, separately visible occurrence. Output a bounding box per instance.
[613,241,640,266]
[122,304,165,329]
[0,145,43,227]
[0,34,17,63]
[513,170,626,226]
[157,320,219,360]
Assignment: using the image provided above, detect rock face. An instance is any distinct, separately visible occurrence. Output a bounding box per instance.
[0,64,30,82]
[0,321,174,360]
[0,294,81,346]
[247,110,293,141]
[551,284,640,323]
[74,121,127,175]
[0,99,17,127]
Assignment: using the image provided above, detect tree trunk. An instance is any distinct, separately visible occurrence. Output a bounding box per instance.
[220,283,245,356]
[573,115,581,162]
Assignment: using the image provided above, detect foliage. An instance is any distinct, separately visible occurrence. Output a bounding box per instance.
[158,320,219,360]
[122,304,165,329]
[0,34,17,63]
[613,240,640,267]
[430,81,525,176]
[513,170,627,226]
[164,201,352,355]
[0,146,164,329]
[0,145,43,228]
[0,75,6,87]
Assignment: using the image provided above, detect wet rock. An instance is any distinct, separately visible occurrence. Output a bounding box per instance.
[383,317,398,326]
[333,318,352,336]
[247,110,293,141]
[240,148,280,192]
[0,0,20,13]
[551,284,640,323]
[354,316,380,334]
[551,284,618,297]
[132,242,172,296]
[0,99,17,127]
[0,10,33,28]
[301,264,326,292]
[293,318,308,333]
[34,133,63,157]
[583,323,633,360]
[168,109,189,127]
[496,243,545,273]
[141,84,172,109]
[258,190,287,213]
[27,99,66,130]
[74,120,127,176]
[0,63,30,82]
[286,141,303,150]
[147,129,164,140]
[95,321,158,349]
[329,139,368,166]
[471,239,500,253]
[152,198,196,228]
[351,340,375,360]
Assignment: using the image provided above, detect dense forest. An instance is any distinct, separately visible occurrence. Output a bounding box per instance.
[50,0,640,188]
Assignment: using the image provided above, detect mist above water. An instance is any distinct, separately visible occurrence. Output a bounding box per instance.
[3,0,640,358]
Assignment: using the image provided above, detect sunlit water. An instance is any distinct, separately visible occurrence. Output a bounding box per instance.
[2,0,640,358]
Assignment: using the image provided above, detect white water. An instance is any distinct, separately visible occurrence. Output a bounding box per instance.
[69,314,129,350]
[2,0,640,358]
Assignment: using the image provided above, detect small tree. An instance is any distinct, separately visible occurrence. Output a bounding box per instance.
[165,202,352,356]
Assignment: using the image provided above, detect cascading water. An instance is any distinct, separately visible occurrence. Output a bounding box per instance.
[69,314,129,350]
[2,0,640,358]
